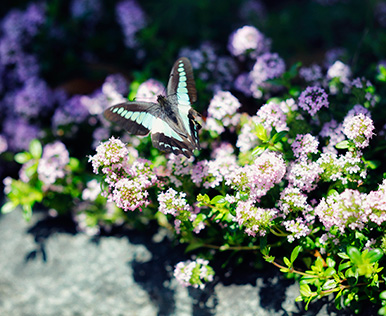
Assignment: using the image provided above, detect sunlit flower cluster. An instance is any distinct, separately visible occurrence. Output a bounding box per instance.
[235,200,278,237]
[174,258,214,289]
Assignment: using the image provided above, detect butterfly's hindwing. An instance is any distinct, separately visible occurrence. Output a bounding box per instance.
[151,132,194,158]
[103,102,159,136]
[188,109,201,149]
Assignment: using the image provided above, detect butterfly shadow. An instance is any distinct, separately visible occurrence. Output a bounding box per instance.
[25,210,77,263]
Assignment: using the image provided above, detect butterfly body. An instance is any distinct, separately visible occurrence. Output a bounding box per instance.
[104,57,201,158]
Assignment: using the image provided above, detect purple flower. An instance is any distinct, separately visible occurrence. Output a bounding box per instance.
[299,64,323,83]
[375,2,386,27]
[52,94,89,128]
[3,117,41,152]
[0,135,8,154]
[239,0,266,22]
[136,79,165,102]
[103,73,129,96]
[346,104,371,119]
[319,120,345,154]
[116,0,146,48]
[298,86,329,116]
[342,113,375,149]
[89,136,130,177]
[70,0,102,20]
[324,48,346,67]
[291,134,319,159]
[234,72,253,96]
[14,77,53,119]
[2,3,45,41]
[174,258,214,289]
[235,200,278,237]
[38,141,70,186]
[250,52,285,85]
[228,25,270,58]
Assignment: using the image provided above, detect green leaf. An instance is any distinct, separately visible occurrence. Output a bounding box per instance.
[364,160,380,170]
[322,279,337,290]
[324,267,336,277]
[380,290,386,300]
[337,252,349,260]
[299,284,312,297]
[271,131,288,144]
[185,241,204,253]
[326,257,336,268]
[347,247,362,264]
[283,256,291,267]
[290,246,302,263]
[29,139,42,159]
[211,195,226,205]
[338,261,352,272]
[251,146,266,157]
[335,140,350,149]
[1,201,17,214]
[255,124,269,142]
[197,194,210,204]
[366,248,383,263]
[69,157,80,171]
[22,204,32,221]
[14,152,32,164]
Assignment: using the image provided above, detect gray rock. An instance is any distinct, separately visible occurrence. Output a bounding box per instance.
[0,209,378,316]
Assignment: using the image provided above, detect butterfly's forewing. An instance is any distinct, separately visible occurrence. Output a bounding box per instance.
[167,57,197,104]
[103,102,159,136]
[166,57,200,152]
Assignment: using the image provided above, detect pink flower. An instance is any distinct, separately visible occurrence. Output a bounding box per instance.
[342,113,375,149]
[174,258,214,289]
[136,79,165,103]
[291,134,319,159]
[38,141,70,185]
[315,189,369,233]
[228,151,286,199]
[235,200,278,237]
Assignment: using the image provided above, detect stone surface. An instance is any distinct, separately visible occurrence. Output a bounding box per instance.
[0,209,379,316]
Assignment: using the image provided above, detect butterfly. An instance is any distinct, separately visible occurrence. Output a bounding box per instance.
[103,57,201,158]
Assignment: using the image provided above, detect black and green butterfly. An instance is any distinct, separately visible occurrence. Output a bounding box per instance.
[103,57,201,158]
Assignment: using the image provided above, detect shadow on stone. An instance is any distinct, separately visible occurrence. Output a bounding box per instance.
[25,211,77,262]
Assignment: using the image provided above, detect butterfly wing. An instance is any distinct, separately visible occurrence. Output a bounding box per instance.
[104,57,201,158]
[166,57,201,153]
[103,101,159,136]
[104,100,196,158]
[167,57,197,104]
